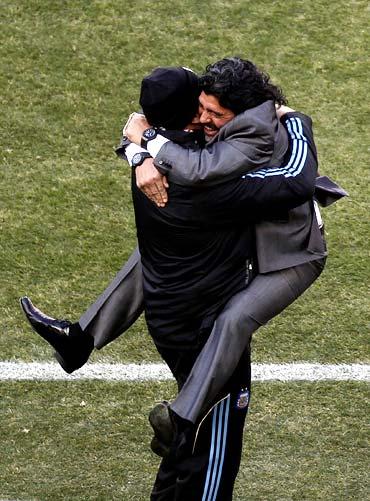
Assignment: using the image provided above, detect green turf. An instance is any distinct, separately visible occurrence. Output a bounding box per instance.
[0,381,368,500]
[1,0,369,499]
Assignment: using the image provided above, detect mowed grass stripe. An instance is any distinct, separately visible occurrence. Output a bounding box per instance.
[0,362,369,381]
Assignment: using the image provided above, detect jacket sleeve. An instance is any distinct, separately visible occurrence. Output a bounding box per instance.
[153,101,287,186]
[115,135,131,161]
[197,113,318,219]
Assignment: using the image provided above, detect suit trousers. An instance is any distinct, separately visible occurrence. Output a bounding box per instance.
[78,251,325,425]
[78,248,144,349]
[171,257,326,423]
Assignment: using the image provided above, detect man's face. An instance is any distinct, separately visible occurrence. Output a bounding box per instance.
[198,91,235,140]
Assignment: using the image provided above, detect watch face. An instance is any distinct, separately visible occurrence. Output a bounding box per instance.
[132,153,143,166]
[143,128,157,140]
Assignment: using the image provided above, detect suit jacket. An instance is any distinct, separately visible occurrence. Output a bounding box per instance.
[154,100,288,187]
[153,108,347,272]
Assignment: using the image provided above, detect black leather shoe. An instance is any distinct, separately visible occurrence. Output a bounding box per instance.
[20,296,94,374]
[150,436,170,458]
[149,401,174,457]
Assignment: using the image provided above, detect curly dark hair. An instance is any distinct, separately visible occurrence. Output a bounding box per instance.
[199,57,287,114]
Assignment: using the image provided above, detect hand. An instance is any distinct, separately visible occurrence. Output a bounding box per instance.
[136,158,169,207]
[276,104,295,119]
[124,112,151,145]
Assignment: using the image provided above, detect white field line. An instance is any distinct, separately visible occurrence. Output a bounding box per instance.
[0,362,369,382]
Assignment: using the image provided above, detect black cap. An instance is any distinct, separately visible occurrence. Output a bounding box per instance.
[139,67,200,130]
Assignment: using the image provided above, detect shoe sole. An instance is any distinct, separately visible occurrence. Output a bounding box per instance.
[150,436,170,458]
[54,351,75,374]
[149,403,174,445]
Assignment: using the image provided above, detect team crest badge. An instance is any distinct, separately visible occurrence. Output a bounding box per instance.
[236,389,250,409]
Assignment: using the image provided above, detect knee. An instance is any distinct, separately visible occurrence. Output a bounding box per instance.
[214,309,259,338]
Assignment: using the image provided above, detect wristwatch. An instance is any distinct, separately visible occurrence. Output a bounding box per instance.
[131,151,152,168]
[141,127,157,149]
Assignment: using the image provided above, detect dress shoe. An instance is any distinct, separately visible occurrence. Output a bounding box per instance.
[149,401,175,457]
[150,436,170,458]
[20,296,94,374]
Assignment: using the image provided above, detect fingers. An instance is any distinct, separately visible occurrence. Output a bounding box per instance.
[124,112,150,143]
[276,105,295,119]
[143,182,168,207]
[122,112,138,136]
[136,159,169,207]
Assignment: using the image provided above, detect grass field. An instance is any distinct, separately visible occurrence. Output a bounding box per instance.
[0,0,369,499]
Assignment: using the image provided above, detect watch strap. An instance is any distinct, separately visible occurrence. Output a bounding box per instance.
[141,128,157,149]
[131,151,152,168]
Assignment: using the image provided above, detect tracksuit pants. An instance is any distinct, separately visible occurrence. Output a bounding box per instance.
[151,346,251,501]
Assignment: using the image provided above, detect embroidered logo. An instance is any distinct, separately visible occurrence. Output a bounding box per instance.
[236,389,250,410]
